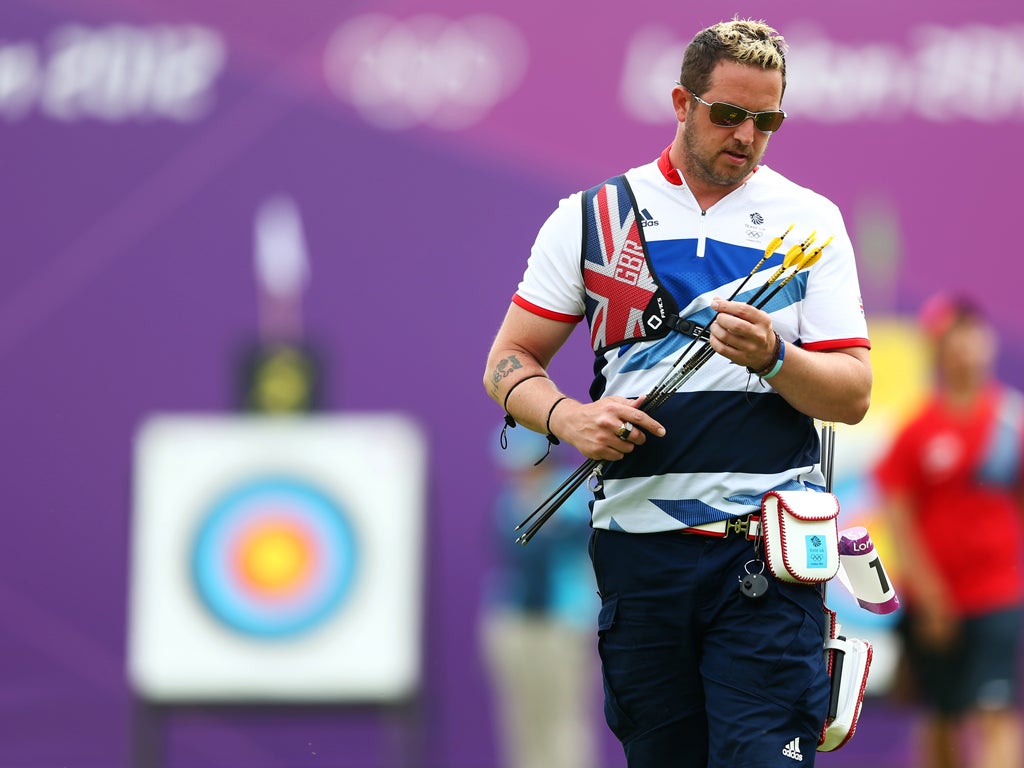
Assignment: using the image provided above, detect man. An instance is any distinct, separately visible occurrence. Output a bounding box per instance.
[874,295,1023,768]
[479,427,599,768]
[483,18,871,767]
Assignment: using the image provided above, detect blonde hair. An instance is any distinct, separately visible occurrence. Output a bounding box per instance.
[680,18,788,97]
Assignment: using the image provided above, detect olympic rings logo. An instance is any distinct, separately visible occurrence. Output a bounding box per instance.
[323,14,527,131]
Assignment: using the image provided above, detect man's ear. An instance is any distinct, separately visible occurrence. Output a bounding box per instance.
[671,86,690,123]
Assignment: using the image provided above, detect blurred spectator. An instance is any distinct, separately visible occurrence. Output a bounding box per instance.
[873,294,1024,768]
[479,428,600,768]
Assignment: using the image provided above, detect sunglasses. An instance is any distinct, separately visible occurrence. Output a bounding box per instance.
[685,88,786,134]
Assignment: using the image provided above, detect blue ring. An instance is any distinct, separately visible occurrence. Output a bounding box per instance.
[192,477,357,638]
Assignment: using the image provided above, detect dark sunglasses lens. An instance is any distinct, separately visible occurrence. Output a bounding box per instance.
[708,101,785,132]
[754,112,785,132]
[708,102,746,127]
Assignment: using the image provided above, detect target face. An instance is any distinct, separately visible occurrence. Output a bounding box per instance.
[192,477,357,638]
[128,415,425,702]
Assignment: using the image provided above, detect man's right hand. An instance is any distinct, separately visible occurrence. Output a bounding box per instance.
[551,395,666,462]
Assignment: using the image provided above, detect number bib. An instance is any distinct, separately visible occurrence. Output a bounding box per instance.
[837,527,900,614]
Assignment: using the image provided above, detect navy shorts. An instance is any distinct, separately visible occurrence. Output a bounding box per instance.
[899,604,1023,716]
[589,528,830,768]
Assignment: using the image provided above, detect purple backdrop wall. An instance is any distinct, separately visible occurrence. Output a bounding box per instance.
[2,0,1023,766]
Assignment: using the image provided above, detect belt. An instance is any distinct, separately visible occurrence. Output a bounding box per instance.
[678,514,761,540]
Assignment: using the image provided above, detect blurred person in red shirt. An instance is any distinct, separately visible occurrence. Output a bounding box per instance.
[874,294,1024,768]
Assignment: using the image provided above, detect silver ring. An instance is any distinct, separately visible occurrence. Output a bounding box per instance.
[615,421,634,440]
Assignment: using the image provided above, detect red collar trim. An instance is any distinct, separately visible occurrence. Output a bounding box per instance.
[657,145,762,188]
[657,146,683,186]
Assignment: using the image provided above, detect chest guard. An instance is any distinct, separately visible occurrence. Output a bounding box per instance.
[580,175,681,354]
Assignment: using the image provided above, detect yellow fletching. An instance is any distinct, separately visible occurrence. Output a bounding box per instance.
[799,234,834,270]
[781,229,814,265]
[782,240,807,268]
[763,223,795,259]
[758,226,815,290]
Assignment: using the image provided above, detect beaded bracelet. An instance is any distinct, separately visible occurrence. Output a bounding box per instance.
[747,332,784,380]
[761,337,786,380]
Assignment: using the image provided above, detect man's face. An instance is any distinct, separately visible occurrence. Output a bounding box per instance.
[936,318,996,387]
[679,60,784,192]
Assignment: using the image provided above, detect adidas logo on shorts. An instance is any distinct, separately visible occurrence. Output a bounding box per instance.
[782,737,804,761]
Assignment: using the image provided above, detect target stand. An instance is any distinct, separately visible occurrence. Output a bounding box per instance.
[126,414,428,767]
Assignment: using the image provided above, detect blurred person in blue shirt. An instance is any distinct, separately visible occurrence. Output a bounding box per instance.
[479,427,601,768]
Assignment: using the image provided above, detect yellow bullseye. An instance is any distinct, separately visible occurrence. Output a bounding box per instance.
[234,521,315,595]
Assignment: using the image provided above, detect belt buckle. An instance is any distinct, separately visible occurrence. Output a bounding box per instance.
[724,516,750,538]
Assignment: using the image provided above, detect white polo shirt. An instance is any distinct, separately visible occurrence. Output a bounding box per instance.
[513,149,870,533]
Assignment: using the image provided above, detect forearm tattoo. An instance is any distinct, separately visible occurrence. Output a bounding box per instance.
[489,354,523,396]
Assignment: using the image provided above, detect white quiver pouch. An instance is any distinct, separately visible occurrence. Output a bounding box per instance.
[817,609,873,751]
[761,490,841,584]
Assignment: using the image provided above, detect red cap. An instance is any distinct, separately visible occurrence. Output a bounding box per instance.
[917,293,984,340]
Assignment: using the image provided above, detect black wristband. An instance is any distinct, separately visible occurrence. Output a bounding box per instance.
[545,396,569,442]
[500,373,548,449]
[532,396,569,466]
[502,373,548,423]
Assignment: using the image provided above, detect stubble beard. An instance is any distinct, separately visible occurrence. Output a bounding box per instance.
[681,120,763,190]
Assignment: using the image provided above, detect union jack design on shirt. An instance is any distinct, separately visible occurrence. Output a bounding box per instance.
[583,179,661,352]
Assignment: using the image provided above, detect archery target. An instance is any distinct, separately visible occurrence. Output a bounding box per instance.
[191,477,358,638]
[127,414,426,703]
